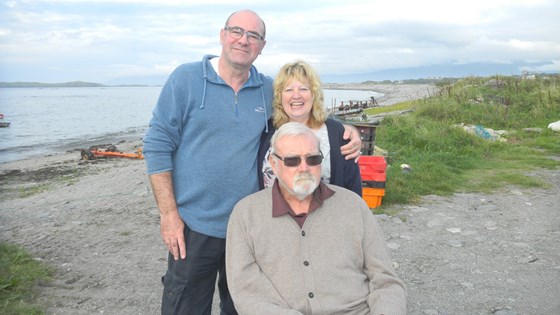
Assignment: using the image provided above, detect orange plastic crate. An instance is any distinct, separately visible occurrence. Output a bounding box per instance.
[362,187,385,208]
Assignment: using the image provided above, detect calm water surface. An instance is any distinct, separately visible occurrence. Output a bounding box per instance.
[0,87,380,163]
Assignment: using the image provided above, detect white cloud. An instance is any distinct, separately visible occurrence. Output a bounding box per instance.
[107,61,179,79]
[523,60,560,73]
[0,0,558,83]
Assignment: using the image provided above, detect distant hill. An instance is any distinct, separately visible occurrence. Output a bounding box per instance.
[0,81,106,88]
[0,81,154,88]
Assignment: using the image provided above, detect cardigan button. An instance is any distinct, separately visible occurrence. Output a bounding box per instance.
[301,231,306,236]
[303,261,309,266]
[308,292,314,298]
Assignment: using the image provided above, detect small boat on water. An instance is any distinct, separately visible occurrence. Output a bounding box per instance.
[0,113,11,127]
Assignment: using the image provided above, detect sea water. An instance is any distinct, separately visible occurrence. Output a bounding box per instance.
[0,87,380,163]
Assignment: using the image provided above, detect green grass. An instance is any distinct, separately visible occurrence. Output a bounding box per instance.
[371,74,560,207]
[363,99,415,114]
[0,243,52,315]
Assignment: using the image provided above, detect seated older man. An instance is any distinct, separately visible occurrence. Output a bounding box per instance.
[226,121,406,314]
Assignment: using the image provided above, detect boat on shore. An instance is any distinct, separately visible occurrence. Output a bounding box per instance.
[0,113,11,127]
[328,96,379,117]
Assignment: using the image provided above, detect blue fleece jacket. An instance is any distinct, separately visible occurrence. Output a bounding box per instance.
[143,55,273,239]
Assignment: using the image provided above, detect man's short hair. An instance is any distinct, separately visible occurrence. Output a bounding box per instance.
[224,10,266,38]
[270,122,321,155]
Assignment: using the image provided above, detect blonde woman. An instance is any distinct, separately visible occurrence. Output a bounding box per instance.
[258,60,362,195]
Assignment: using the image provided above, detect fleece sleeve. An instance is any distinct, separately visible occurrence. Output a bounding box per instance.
[142,76,184,175]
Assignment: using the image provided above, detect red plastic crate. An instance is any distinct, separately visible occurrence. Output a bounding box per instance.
[358,156,387,181]
[361,172,387,182]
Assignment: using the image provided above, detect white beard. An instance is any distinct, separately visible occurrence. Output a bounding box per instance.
[292,172,319,200]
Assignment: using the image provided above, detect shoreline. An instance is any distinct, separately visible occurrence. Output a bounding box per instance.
[0,138,144,175]
[0,130,146,166]
[0,84,438,166]
[325,83,439,107]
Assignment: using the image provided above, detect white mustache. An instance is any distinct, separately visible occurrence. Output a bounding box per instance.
[292,172,318,200]
[294,172,315,183]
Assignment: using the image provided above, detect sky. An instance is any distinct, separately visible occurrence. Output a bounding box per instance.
[0,0,559,85]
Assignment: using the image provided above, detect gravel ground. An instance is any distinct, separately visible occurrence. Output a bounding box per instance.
[378,166,560,315]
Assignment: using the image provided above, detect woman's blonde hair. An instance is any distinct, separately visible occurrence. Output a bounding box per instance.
[272,60,327,129]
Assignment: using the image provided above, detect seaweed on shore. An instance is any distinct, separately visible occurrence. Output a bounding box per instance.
[0,165,90,200]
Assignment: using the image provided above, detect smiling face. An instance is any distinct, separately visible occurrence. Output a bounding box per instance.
[281,78,314,125]
[219,10,266,70]
[272,60,327,129]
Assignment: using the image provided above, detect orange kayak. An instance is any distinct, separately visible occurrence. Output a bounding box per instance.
[81,146,144,160]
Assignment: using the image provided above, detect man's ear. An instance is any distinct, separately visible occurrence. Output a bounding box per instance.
[268,153,277,174]
[258,39,266,55]
[219,29,226,45]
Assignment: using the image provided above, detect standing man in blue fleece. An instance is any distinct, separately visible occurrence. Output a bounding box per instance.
[143,9,363,315]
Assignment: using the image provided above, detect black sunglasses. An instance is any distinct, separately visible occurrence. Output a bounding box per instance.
[272,152,324,167]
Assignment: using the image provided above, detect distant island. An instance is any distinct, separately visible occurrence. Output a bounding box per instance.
[2,73,554,89]
[1,78,450,89]
[0,81,154,88]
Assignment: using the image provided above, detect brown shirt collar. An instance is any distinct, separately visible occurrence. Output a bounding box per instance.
[271,179,335,223]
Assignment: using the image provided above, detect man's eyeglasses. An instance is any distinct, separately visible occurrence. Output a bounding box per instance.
[272,152,324,167]
[225,26,264,44]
